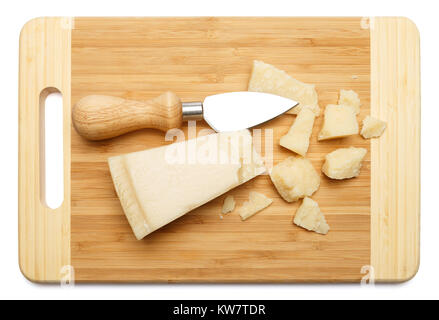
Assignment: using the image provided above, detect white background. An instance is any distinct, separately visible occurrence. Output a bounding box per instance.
[1,0,437,300]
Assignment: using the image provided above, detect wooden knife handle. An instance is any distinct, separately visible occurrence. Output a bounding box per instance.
[72,92,183,140]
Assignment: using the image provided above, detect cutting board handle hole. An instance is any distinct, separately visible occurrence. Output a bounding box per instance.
[39,88,64,209]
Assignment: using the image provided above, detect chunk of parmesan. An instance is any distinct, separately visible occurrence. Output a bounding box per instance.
[222,195,235,214]
[108,130,265,240]
[248,60,320,115]
[239,192,273,221]
[338,89,361,115]
[294,197,329,235]
[318,104,359,141]
[280,106,316,156]
[322,147,367,180]
[270,156,320,203]
[361,116,387,139]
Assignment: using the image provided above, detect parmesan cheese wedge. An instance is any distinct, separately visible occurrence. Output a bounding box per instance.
[248,60,320,115]
[318,104,359,141]
[108,130,265,240]
[361,116,387,139]
[338,89,361,115]
[279,106,316,156]
[222,195,235,214]
[270,156,320,203]
[294,197,329,235]
[322,147,367,180]
[239,192,273,221]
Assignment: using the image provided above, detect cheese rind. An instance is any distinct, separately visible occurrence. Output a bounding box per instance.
[361,116,387,139]
[239,192,273,221]
[322,147,367,180]
[222,195,235,214]
[270,156,320,203]
[294,197,329,235]
[338,89,361,115]
[107,156,151,238]
[318,104,359,141]
[280,106,316,156]
[108,130,265,240]
[248,60,320,115]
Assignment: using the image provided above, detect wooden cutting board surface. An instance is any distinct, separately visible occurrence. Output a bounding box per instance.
[18,17,420,283]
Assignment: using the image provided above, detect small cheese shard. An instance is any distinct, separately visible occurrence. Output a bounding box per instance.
[108,130,265,240]
[280,106,316,156]
[322,147,367,180]
[222,195,235,214]
[239,192,273,221]
[270,156,320,203]
[248,60,320,115]
[294,197,329,235]
[318,104,359,141]
[338,89,361,115]
[361,116,387,139]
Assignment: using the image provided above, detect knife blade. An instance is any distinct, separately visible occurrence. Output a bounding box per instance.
[72,91,298,140]
[197,91,297,132]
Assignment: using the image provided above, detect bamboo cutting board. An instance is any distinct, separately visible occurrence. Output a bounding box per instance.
[19,17,420,283]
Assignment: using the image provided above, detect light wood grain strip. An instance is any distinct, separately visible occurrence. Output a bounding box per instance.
[18,17,72,282]
[370,17,420,282]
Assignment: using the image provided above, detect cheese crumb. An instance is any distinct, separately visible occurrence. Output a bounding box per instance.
[322,147,367,180]
[222,195,235,214]
[318,104,359,141]
[338,89,361,115]
[248,60,320,115]
[361,116,387,139]
[280,106,316,156]
[239,192,273,221]
[270,156,320,203]
[294,197,329,235]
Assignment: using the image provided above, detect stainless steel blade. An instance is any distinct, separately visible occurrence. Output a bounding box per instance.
[202,92,298,132]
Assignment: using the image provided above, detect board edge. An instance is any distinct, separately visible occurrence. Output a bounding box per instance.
[370,17,421,283]
[18,17,73,283]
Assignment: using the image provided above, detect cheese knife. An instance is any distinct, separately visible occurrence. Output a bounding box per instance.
[72,91,298,140]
